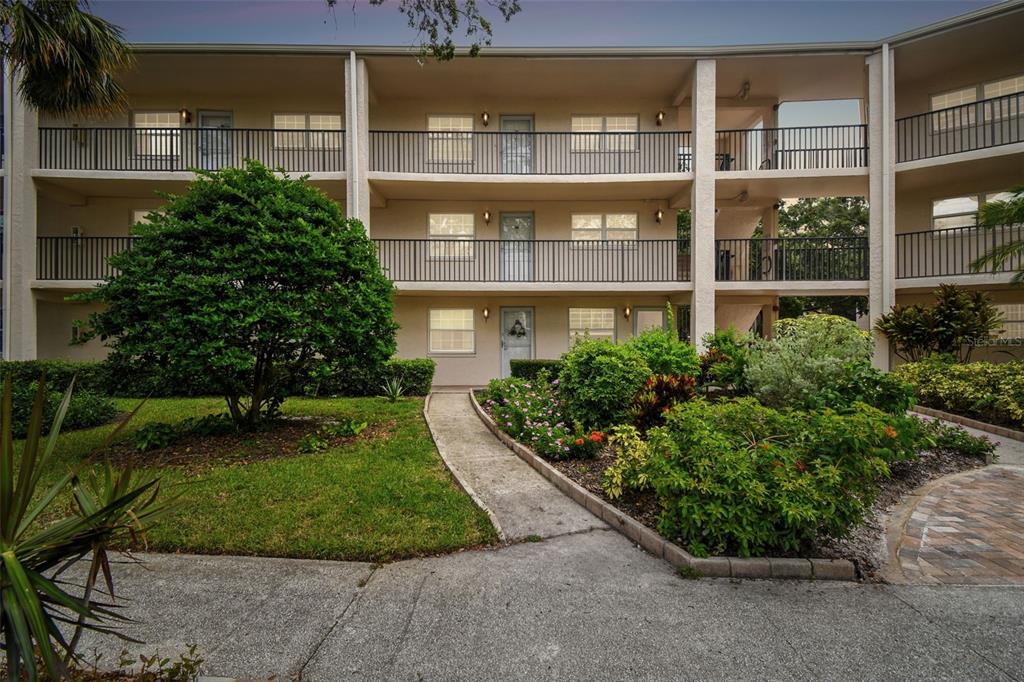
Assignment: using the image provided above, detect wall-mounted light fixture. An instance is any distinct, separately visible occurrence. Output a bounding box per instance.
[179,108,192,124]
[483,210,491,224]
[482,307,490,321]
[481,111,490,127]
[655,110,666,126]
[736,80,751,101]
[772,201,782,210]
[623,305,632,321]
[655,208,664,223]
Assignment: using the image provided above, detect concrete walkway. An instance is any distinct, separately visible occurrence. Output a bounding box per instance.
[425,392,604,541]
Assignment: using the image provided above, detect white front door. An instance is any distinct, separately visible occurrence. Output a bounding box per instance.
[501,115,534,173]
[500,307,534,378]
[500,212,535,282]
[197,111,233,170]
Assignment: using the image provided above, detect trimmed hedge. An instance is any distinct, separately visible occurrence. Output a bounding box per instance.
[510,359,563,381]
[308,358,436,397]
[10,381,117,438]
[0,357,435,398]
[895,357,1024,428]
[0,360,107,394]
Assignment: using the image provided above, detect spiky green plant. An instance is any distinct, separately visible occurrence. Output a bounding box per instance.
[381,376,406,403]
[972,185,1024,284]
[0,376,166,680]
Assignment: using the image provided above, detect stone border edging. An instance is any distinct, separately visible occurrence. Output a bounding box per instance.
[422,393,508,543]
[468,390,856,582]
[911,405,1024,443]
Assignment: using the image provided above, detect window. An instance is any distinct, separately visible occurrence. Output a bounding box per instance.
[931,191,1016,230]
[132,112,180,157]
[428,115,473,164]
[569,307,616,343]
[571,115,638,152]
[633,308,666,334]
[428,213,475,259]
[571,213,639,241]
[930,75,1024,130]
[273,113,342,149]
[429,309,475,353]
[994,303,1024,340]
[132,209,153,225]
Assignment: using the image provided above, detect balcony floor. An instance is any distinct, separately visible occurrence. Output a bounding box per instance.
[895,143,1024,193]
[716,167,869,201]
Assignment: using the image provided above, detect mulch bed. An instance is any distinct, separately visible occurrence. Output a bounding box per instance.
[550,443,986,581]
[97,417,390,472]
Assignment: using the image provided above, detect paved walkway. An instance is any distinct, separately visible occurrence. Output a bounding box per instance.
[424,392,604,541]
[890,421,1024,586]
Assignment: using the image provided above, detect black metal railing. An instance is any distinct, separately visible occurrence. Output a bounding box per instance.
[714,125,868,171]
[369,131,693,174]
[715,236,869,281]
[896,223,1024,278]
[374,239,691,282]
[39,127,346,172]
[896,92,1024,163]
[37,236,136,280]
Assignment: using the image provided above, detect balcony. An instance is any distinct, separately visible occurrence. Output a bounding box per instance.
[896,223,1023,279]
[368,131,692,175]
[715,236,869,281]
[38,127,346,173]
[375,239,690,283]
[896,92,1023,163]
[715,125,869,171]
[37,236,134,280]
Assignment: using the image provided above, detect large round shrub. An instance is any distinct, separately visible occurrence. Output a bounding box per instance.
[626,327,700,377]
[559,338,651,429]
[745,313,872,409]
[78,160,397,426]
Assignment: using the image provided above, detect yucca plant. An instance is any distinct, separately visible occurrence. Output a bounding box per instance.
[381,376,406,403]
[0,376,166,680]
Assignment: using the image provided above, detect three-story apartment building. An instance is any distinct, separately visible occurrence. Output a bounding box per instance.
[3,2,1022,386]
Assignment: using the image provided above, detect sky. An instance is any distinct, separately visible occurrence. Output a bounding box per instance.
[92,0,1001,48]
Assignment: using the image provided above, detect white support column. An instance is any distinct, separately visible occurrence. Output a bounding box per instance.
[4,69,39,360]
[867,46,895,369]
[689,59,717,349]
[345,53,371,232]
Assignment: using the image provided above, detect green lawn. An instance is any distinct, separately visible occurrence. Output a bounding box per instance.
[38,397,497,562]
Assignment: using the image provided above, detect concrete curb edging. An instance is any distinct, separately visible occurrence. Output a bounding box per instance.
[911,405,1024,443]
[422,393,508,543]
[468,390,856,582]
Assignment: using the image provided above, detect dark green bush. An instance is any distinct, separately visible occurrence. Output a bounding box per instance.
[510,359,563,381]
[895,356,1024,428]
[11,382,118,438]
[0,360,107,393]
[311,358,435,397]
[559,338,651,429]
[827,362,915,414]
[625,327,700,377]
[699,327,753,393]
[631,398,925,557]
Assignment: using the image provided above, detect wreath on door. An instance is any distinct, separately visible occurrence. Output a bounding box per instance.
[507,319,527,338]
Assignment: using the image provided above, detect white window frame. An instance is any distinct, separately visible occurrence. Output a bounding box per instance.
[427,213,475,261]
[930,74,1024,131]
[429,308,476,355]
[272,112,343,150]
[427,114,474,165]
[131,111,181,158]
[931,190,1016,233]
[571,115,639,153]
[570,213,639,248]
[632,307,667,335]
[568,307,617,344]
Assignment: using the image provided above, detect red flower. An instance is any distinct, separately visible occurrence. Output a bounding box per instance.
[794,460,807,473]
[589,431,604,443]
[574,438,585,446]
[883,425,898,439]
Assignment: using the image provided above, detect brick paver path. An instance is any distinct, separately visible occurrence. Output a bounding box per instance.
[898,467,1024,585]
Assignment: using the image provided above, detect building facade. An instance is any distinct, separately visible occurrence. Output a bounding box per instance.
[2,3,1023,386]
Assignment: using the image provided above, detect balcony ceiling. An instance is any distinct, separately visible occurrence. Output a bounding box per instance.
[894,10,1024,86]
[365,56,694,101]
[714,54,868,104]
[123,53,346,99]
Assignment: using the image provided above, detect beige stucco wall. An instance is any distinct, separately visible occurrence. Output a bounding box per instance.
[371,199,677,241]
[393,293,690,386]
[37,196,167,237]
[895,54,1024,120]
[36,298,106,361]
